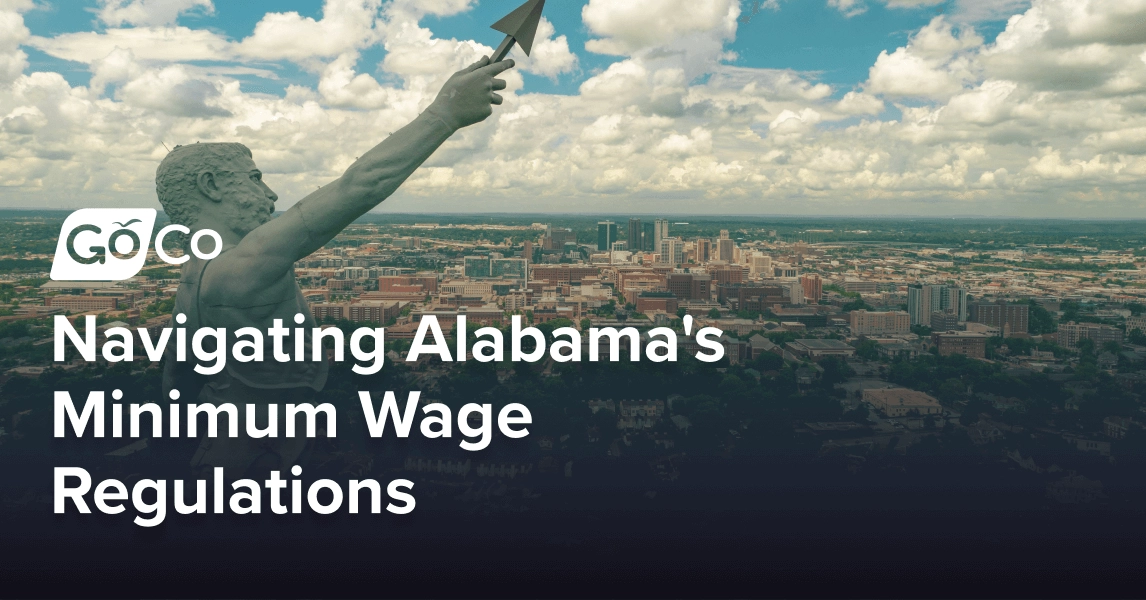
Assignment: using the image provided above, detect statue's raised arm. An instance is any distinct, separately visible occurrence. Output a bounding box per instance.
[154,57,514,476]
[155,57,513,307]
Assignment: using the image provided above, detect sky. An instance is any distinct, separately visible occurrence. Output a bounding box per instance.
[1,0,1146,217]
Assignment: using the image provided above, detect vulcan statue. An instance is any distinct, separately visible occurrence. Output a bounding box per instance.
[156,57,515,477]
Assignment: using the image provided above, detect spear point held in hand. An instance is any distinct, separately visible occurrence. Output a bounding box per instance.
[490,0,546,62]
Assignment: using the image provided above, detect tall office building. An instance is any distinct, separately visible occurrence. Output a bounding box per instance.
[908,284,962,326]
[627,218,642,252]
[597,221,617,251]
[642,222,655,251]
[654,219,669,251]
[907,285,924,326]
[907,284,936,326]
[696,239,712,263]
[942,287,968,321]
[659,237,683,265]
[800,274,822,304]
[715,230,734,263]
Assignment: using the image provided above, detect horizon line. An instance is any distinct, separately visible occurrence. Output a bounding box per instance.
[1,207,1145,222]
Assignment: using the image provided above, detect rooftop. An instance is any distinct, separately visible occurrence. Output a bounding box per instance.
[863,388,941,408]
[791,339,852,350]
[40,281,124,290]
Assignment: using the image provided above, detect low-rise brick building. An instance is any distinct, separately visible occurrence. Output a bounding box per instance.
[932,331,988,358]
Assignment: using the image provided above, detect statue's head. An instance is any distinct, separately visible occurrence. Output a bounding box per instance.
[155,142,278,239]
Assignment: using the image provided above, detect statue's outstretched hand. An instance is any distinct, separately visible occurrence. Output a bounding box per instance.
[243,59,512,274]
[429,57,514,130]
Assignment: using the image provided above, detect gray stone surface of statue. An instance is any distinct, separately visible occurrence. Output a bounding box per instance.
[156,57,515,478]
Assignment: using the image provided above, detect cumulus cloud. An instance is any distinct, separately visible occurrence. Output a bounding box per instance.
[981,0,1146,92]
[768,108,822,144]
[34,0,390,67]
[582,0,739,55]
[949,0,1031,23]
[513,18,578,80]
[2,0,1146,216]
[96,0,214,27]
[30,26,232,64]
[834,91,884,115]
[828,0,867,18]
[942,80,1018,125]
[866,17,982,99]
[0,1,31,85]
[388,0,474,18]
[236,0,383,63]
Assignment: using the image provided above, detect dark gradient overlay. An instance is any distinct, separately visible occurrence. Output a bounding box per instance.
[4,356,1146,599]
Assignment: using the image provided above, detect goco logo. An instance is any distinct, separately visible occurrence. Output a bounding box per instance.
[51,209,222,281]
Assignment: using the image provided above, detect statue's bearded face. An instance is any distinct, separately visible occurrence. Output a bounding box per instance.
[213,156,278,237]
